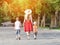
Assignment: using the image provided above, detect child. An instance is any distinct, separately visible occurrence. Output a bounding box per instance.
[14,17,21,40]
[33,21,38,39]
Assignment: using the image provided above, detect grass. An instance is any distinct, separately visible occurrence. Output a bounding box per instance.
[39,26,60,30]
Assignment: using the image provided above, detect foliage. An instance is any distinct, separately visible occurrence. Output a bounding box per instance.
[0,0,60,23]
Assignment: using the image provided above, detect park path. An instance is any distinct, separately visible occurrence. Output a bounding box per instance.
[0,27,60,45]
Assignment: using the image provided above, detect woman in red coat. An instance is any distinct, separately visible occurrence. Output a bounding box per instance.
[24,9,33,40]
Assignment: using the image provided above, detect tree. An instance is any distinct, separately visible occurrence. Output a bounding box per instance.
[34,0,41,27]
[47,0,60,28]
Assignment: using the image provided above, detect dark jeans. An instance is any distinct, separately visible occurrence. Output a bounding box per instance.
[16,29,20,35]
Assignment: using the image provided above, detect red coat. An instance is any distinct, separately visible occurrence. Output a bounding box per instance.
[24,20,33,32]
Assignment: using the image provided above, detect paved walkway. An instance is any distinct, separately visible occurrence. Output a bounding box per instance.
[0,27,60,45]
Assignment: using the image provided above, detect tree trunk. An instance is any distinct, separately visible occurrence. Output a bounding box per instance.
[59,15,60,27]
[58,15,60,27]
[50,15,54,28]
[50,10,58,28]
[41,14,45,27]
[43,14,45,27]
[55,10,58,27]
[38,14,40,27]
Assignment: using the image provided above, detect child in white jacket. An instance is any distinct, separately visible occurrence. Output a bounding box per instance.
[14,17,21,40]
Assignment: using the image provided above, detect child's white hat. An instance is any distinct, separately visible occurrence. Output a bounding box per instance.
[33,21,37,24]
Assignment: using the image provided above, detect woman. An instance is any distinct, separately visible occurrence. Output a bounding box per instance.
[24,9,33,40]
